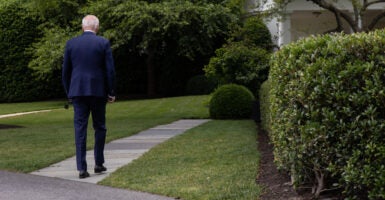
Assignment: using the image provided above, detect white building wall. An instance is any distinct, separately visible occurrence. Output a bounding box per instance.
[257,0,385,47]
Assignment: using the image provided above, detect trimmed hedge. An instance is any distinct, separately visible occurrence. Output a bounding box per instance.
[0,1,64,102]
[269,30,385,199]
[259,79,271,133]
[209,84,255,119]
[0,2,42,102]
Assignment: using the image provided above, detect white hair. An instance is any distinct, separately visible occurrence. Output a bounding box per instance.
[82,15,99,31]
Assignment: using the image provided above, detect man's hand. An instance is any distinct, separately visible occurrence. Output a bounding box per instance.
[108,95,116,103]
[64,98,73,109]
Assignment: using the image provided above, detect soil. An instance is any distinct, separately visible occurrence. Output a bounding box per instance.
[256,126,313,200]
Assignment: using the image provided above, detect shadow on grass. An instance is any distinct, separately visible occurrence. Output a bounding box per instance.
[0,124,24,129]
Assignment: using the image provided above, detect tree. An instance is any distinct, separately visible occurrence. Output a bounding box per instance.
[25,0,87,100]
[24,0,85,25]
[27,0,241,97]
[204,17,272,95]
[272,0,385,33]
[27,0,89,79]
[85,0,239,96]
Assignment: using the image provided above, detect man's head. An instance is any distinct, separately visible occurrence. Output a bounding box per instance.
[82,15,99,33]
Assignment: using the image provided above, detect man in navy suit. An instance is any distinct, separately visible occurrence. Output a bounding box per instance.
[62,15,116,179]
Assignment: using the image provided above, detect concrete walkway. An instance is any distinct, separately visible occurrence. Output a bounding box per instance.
[0,119,209,200]
[31,119,209,183]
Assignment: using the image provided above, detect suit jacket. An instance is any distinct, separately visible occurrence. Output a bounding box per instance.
[62,32,116,98]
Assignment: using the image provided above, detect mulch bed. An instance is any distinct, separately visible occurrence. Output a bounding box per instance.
[256,126,313,200]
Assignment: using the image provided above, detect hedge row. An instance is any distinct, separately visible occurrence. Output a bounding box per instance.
[0,1,63,102]
[268,30,385,199]
[259,79,270,133]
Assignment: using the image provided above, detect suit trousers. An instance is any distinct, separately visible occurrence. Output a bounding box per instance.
[72,96,107,171]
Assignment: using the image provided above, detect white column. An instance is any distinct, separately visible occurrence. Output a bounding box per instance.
[278,13,292,47]
[265,18,279,47]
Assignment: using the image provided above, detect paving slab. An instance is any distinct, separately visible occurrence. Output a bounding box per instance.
[31,119,210,184]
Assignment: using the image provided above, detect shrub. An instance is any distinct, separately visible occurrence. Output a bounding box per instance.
[269,30,385,198]
[204,42,270,95]
[0,2,43,102]
[259,79,271,132]
[233,16,273,50]
[185,75,218,95]
[209,84,255,119]
[204,16,273,96]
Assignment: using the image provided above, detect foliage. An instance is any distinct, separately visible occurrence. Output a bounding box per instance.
[26,0,86,80]
[3,0,242,100]
[0,0,85,102]
[0,1,36,67]
[185,75,218,95]
[269,29,385,199]
[204,16,272,95]
[24,0,85,25]
[85,0,237,59]
[28,0,239,96]
[259,79,270,132]
[204,42,270,95]
[28,26,77,78]
[231,16,273,50]
[0,2,44,102]
[209,84,255,119]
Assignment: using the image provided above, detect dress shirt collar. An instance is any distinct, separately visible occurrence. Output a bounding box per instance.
[83,30,96,34]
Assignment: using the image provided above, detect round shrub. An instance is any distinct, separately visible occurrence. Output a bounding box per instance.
[239,16,273,50]
[209,84,255,119]
[270,30,385,199]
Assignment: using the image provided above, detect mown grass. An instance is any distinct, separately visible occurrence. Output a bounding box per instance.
[0,101,66,115]
[0,96,262,199]
[0,96,209,172]
[100,120,261,200]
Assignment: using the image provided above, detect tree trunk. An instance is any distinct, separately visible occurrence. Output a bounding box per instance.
[313,168,325,198]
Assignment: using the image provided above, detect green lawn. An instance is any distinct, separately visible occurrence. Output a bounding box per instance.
[0,96,209,172]
[0,95,261,199]
[100,120,261,200]
[0,101,66,115]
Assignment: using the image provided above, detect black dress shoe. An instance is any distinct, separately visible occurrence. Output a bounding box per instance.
[79,171,90,179]
[94,165,107,173]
